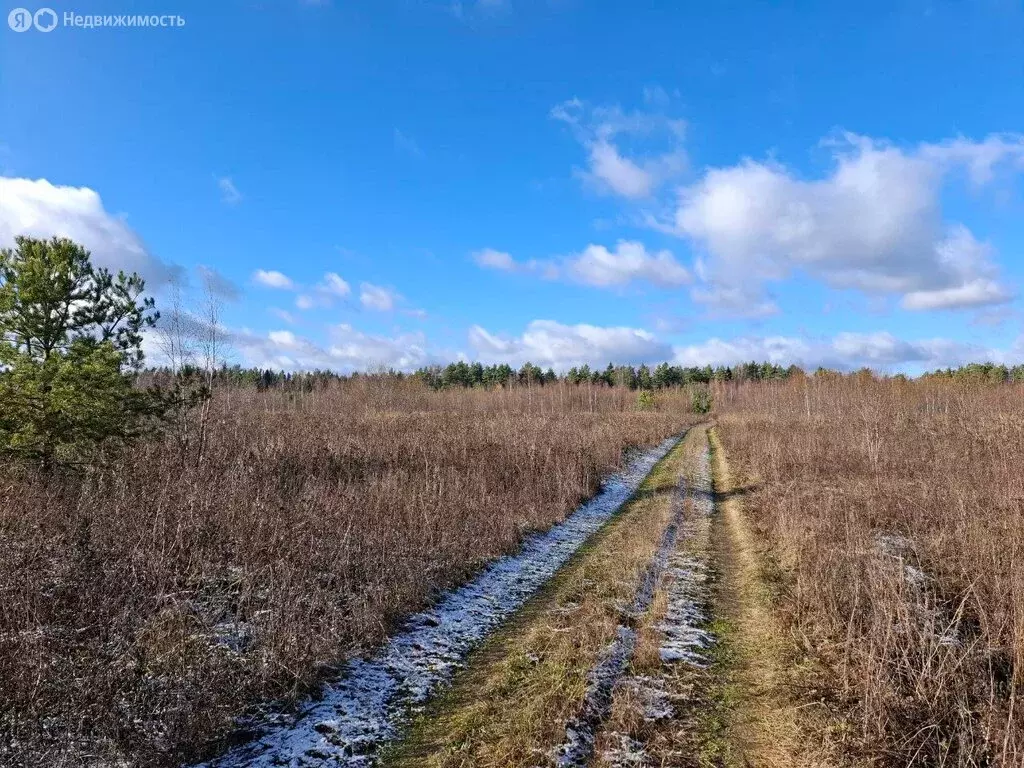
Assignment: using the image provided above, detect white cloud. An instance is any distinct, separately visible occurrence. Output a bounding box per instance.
[551,99,687,199]
[466,318,1020,374]
[901,279,1010,311]
[473,248,516,271]
[360,282,398,311]
[328,324,431,370]
[290,272,353,311]
[146,310,1022,375]
[566,240,690,287]
[671,331,1018,371]
[673,133,1020,314]
[252,269,295,290]
[320,271,351,297]
[469,320,672,370]
[0,176,181,285]
[253,269,354,311]
[233,323,434,372]
[919,133,1024,185]
[474,240,689,289]
[691,286,779,319]
[587,140,656,198]
[218,176,242,205]
[268,329,298,347]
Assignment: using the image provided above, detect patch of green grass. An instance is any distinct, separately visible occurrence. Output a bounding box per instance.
[695,616,740,767]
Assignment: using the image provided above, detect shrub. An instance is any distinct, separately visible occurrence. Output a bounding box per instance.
[690,386,712,414]
[636,389,656,411]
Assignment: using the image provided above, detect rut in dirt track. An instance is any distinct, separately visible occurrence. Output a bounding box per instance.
[554,439,714,767]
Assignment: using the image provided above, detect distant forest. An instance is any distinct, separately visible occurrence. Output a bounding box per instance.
[145,360,1024,391]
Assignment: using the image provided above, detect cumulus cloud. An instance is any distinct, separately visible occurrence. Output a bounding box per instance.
[688,276,779,319]
[919,133,1024,185]
[566,241,690,287]
[465,318,1019,374]
[469,320,672,370]
[292,272,353,310]
[673,133,1021,314]
[672,331,1017,372]
[252,269,295,289]
[551,98,687,199]
[0,176,181,286]
[253,269,381,312]
[360,282,398,311]
[473,240,689,289]
[234,323,433,372]
[149,311,437,372]
[472,248,516,271]
[320,271,351,297]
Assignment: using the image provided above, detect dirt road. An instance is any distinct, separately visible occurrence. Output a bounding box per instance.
[200,426,813,768]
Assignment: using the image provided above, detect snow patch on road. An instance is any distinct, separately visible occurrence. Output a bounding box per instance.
[658,450,714,665]
[196,435,681,768]
[600,445,715,768]
[554,468,691,767]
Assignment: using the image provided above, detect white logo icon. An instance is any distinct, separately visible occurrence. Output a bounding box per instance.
[8,8,33,31]
[8,7,58,32]
[34,7,57,31]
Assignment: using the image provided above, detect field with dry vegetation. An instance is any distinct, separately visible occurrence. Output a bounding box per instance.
[717,375,1024,766]
[0,379,695,767]
[6,372,1024,768]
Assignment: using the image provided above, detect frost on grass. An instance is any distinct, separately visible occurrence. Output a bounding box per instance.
[196,435,681,768]
[657,451,714,665]
[600,446,715,768]
[555,463,693,766]
[875,532,961,648]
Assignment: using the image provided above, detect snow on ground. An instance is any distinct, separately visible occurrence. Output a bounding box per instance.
[554,465,691,766]
[197,435,681,768]
[600,445,715,768]
[657,448,714,665]
[875,532,961,648]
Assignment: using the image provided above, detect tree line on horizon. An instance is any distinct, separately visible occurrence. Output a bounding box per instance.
[142,358,1024,393]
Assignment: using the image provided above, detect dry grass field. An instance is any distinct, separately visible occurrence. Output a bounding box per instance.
[717,375,1024,766]
[0,379,694,767]
[5,373,1024,768]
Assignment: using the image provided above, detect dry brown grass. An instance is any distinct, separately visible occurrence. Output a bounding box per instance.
[0,379,693,767]
[716,376,1024,766]
[708,426,813,768]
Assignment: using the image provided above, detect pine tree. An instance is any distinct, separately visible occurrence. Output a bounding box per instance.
[0,236,170,466]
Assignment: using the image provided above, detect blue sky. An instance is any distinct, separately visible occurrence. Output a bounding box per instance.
[2,0,1023,373]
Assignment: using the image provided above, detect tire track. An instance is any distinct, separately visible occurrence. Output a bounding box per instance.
[553,442,708,767]
[596,438,715,768]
